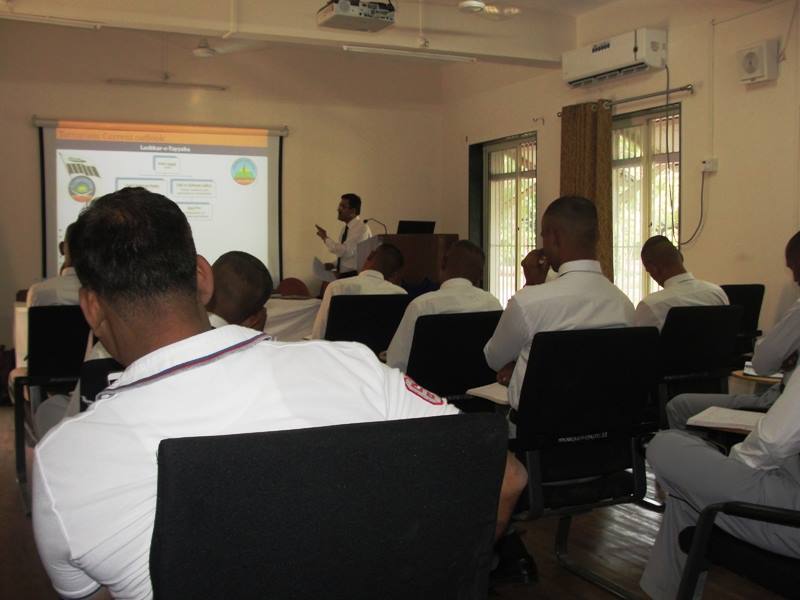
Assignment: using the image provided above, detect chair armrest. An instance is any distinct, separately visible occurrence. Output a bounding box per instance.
[677,501,800,599]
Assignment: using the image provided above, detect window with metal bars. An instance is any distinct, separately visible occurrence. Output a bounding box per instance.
[483,134,537,307]
[612,106,680,306]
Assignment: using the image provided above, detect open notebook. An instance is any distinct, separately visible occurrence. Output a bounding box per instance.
[687,406,764,433]
[464,382,509,406]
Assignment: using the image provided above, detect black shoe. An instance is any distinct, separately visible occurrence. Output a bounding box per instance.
[490,529,538,586]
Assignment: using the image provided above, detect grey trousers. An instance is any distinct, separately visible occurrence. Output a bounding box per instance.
[665,384,782,430]
[640,430,800,599]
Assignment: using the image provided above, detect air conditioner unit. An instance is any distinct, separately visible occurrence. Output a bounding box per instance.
[562,29,667,88]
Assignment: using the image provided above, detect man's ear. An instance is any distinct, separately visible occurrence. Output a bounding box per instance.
[240,306,267,332]
[79,287,104,332]
[196,255,214,306]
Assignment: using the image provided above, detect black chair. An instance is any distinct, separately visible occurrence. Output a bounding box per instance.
[677,501,800,599]
[405,310,502,402]
[721,284,765,364]
[658,305,743,426]
[150,413,508,600]
[12,305,89,511]
[512,327,660,598]
[78,357,123,412]
[325,294,411,355]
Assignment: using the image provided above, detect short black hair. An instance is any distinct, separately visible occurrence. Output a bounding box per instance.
[787,231,800,260]
[543,195,598,248]
[641,235,683,265]
[208,251,273,324]
[63,222,76,254]
[445,240,485,284]
[341,193,362,215]
[71,187,198,310]
[370,243,404,279]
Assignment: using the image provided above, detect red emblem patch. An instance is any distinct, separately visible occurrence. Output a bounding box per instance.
[404,375,443,405]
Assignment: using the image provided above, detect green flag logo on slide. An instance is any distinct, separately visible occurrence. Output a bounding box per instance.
[231,158,257,186]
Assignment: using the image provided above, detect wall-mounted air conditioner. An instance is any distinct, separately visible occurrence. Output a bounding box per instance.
[562,29,667,88]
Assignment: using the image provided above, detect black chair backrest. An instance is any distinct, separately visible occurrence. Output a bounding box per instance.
[151,414,508,600]
[79,358,124,412]
[659,305,743,375]
[406,311,503,397]
[325,294,412,355]
[27,306,90,378]
[721,284,765,334]
[515,327,659,481]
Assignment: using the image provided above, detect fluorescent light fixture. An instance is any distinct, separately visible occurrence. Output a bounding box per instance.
[107,78,228,92]
[342,45,477,63]
[0,12,103,30]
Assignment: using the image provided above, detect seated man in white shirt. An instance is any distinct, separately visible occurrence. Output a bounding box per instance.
[35,250,275,437]
[386,240,502,372]
[641,371,800,598]
[311,243,407,339]
[315,192,373,278]
[666,231,800,429]
[483,195,635,410]
[27,223,81,307]
[33,187,528,600]
[634,235,729,330]
[206,250,274,331]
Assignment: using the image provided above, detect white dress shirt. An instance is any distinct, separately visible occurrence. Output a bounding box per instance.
[386,278,502,372]
[33,325,457,600]
[323,217,372,273]
[311,269,407,339]
[484,260,635,409]
[751,297,800,376]
[27,267,81,307]
[634,272,729,330]
[731,368,800,482]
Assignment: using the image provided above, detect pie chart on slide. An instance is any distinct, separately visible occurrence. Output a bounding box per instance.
[69,176,96,202]
[231,158,257,186]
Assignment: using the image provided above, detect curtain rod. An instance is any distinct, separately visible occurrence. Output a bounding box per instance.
[557,83,694,116]
[609,83,694,108]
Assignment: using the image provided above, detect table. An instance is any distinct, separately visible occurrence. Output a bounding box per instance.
[729,369,782,396]
[265,297,321,342]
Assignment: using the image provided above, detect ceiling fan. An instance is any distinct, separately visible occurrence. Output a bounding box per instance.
[457,0,521,20]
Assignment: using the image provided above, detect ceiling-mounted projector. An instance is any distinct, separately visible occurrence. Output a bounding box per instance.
[318,0,396,32]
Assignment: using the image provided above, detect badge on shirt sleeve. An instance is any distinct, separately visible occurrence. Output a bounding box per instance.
[403,375,443,405]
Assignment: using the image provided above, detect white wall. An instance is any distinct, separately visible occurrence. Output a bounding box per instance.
[0,20,445,345]
[441,0,800,331]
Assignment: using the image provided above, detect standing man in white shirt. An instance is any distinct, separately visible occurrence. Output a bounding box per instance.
[32,187,528,600]
[315,193,372,278]
[387,240,501,372]
[665,231,800,429]
[27,223,81,307]
[311,243,407,339]
[483,196,635,410]
[634,235,729,330]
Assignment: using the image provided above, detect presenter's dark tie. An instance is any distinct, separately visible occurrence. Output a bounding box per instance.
[336,225,348,272]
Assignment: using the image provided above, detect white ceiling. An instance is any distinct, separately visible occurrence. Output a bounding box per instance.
[422,0,619,17]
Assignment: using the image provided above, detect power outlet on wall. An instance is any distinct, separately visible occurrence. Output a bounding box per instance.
[701,158,718,173]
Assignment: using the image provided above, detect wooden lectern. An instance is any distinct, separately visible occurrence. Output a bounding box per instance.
[357,234,458,287]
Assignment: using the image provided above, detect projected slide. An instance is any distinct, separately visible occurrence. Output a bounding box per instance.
[40,120,283,278]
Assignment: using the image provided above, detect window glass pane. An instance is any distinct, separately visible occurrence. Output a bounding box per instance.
[485,137,537,307]
[612,110,680,303]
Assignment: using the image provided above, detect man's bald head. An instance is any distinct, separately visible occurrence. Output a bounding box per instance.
[442,240,485,286]
[363,243,404,282]
[540,196,598,269]
[207,251,273,329]
[640,235,685,286]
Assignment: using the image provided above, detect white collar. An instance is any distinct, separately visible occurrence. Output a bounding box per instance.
[663,272,695,288]
[359,269,385,281]
[440,278,474,289]
[557,260,603,277]
[108,326,267,394]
